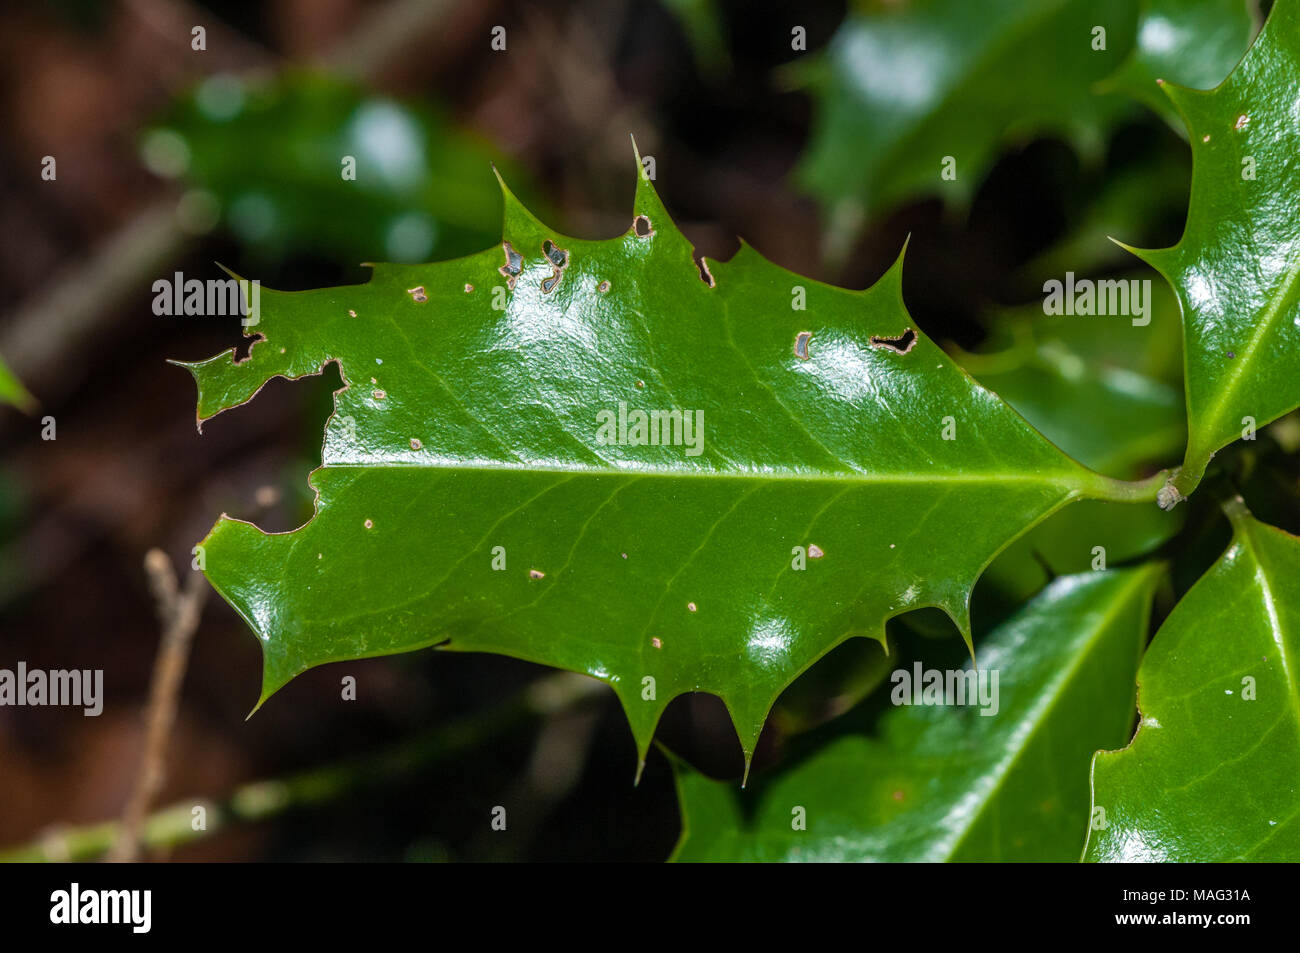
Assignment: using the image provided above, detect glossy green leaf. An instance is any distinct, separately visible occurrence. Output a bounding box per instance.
[1128,1,1300,500]
[177,163,1162,766]
[145,72,520,264]
[1086,504,1300,861]
[672,566,1161,861]
[796,0,1137,222]
[1104,0,1257,130]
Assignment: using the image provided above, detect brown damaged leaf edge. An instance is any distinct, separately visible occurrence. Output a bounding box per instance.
[169,354,352,435]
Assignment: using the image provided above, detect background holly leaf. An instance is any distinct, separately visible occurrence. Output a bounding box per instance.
[177,167,1159,767]
[956,289,1185,478]
[795,0,1138,225]
[1023,142,1192,281]
[1128,0,1300,499]
[671,567,1161,862]
[145,71,525,264]
[1103,0,1258,131]
[956,291,1185,603]
[1086,504,1300,861]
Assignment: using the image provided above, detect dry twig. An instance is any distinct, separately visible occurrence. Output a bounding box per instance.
[107,548,208,862]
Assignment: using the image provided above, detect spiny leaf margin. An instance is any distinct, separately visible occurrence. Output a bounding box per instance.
[176,152,1160,772]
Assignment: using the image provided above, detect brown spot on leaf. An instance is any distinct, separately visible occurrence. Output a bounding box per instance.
[406,286,427,303]
[499,241,523,290]
[794,331,812,361]
[695,255,715,287]
[231,332,267,365]
[529,569,546,579]
[869,328,917,354]
[808,544,824,559]
[542,239,568,269]
[598,280,611,293]
[540,240,569,294]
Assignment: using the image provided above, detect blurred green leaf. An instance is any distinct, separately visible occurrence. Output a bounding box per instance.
[961,288,1185,602]
[796,0,1138,223]
[1026,142,1191,280]
[959,288,1185,477]
[796,0,1259,233]
[146,72,529,264]
[767,637,892,738]
[660,0,731,78]
[1105,0,1258,130]
[0,356,34,412]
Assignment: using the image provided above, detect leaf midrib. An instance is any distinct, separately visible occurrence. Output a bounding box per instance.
[318,462,1082,488]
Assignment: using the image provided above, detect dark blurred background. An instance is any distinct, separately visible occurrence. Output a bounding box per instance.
[0,0,1201,861]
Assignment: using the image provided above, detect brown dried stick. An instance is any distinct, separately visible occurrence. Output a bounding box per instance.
[107,548,208,862]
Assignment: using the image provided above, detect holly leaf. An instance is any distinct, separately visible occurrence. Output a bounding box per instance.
[1104,0,1258,131]
[1127,0,1300,500]
[671,567,1161,861]
[177,162,1159,766]
[795,0,1137,223]
[1086,505,1300,861]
